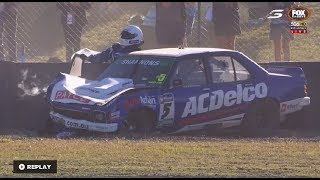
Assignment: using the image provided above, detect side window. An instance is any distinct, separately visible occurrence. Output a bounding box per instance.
[208,56,235,83]
[232,58,251,81]
[171,59,206,87]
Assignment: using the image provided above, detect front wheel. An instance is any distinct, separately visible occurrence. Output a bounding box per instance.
[240,99,280,137]
[123,108,157,137]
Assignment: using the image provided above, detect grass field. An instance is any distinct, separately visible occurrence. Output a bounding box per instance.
[1,133,320,178]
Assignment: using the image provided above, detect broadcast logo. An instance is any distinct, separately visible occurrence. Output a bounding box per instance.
[267,5,311,21]
[290,21,307,34]
[287,6,311,21]
[288,6,310,34]
[267,9,284,19]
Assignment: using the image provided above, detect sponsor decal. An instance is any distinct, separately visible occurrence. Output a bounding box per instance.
[140,96,156,105]
[159,93,175,125]
[160,93,174,104]
[124,98,140,109]
[54,90,91,103]
[281,103,299,113]
[65,120,89,129]
[181,83,268,118]
[287,104,299,110]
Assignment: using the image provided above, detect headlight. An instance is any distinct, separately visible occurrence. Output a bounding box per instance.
[93,111,106,123]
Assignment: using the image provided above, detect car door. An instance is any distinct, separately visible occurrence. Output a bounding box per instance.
[204,53,266,128]
[158,57,211,131]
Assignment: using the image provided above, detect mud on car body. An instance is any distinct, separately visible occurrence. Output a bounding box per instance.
[46,48,310,135]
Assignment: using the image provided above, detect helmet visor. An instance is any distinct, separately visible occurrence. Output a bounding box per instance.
[121,30,137,40]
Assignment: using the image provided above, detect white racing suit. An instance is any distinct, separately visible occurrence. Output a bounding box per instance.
[86,43,141,63]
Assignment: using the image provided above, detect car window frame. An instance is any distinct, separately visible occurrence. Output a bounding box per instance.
[168,54,210,89]
[204,52,255,85]
[231,56,253,82]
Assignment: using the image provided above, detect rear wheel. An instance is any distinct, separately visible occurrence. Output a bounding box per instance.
[240,99,280,137]
[281,108,306,130]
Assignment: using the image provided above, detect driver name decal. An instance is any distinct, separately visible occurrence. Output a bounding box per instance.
[181,83,268,118]
[121,59,160,66]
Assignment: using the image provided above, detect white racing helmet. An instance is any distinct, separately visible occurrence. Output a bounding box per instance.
[119,25,144,47]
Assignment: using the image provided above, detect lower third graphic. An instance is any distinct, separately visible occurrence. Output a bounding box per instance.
[13,160,57,173]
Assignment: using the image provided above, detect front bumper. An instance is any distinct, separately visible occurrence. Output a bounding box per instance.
[49,111,118,133]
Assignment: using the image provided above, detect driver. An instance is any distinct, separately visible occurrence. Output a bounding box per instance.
[81,25,144,63]
[218,60,235,82]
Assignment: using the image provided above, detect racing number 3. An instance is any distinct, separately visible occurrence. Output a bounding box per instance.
[161,102,172,119]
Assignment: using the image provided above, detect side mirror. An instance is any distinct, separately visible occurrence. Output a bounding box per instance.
[172,79,183,88]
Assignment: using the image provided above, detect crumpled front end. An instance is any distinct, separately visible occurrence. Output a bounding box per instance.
[46,73,133,133]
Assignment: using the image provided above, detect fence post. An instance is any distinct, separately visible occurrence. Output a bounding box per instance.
[197,2,201,47]
[21,45,26,63]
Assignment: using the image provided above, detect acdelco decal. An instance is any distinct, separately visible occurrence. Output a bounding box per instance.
[55,90,91,103]
[287,6,311,21]
[181,83,268,118]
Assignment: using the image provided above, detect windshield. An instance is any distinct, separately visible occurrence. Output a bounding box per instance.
[97,56,175,87]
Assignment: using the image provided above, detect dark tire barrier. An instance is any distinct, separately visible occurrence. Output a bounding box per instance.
[0,62,15,130]
[0,62,107,134]
[0,61,318,134]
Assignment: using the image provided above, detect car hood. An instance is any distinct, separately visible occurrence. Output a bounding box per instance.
[49,73,134,105]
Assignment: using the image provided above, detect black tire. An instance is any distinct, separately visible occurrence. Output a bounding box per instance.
[240,99,280,137]
[124,108,157,137]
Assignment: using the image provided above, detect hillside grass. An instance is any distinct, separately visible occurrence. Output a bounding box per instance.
[237,2,320,62]
[1,135,320,177]
[31,2,319,62]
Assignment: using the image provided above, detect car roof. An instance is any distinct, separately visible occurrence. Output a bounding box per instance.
[129,47,237,57]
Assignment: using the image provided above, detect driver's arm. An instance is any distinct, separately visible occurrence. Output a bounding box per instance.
[87,47,113,63]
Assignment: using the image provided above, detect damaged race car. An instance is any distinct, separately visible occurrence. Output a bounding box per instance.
[45,48,310,136]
